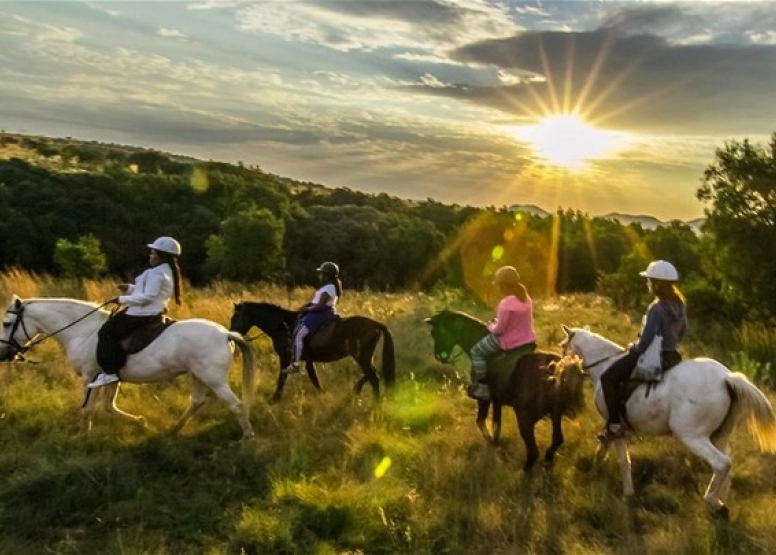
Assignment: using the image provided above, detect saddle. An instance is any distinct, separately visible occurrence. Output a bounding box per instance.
[305,318,338,349]
[120,315,176,355]
[617,352,683,426]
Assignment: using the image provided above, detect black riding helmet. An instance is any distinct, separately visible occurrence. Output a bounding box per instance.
[316,261,340,278]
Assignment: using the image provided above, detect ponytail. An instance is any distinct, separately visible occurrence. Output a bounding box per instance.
[159,251,183,305]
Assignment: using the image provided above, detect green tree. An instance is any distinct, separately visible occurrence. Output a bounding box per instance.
[53,234,107,278]
[206,207,285,282]
[697,133,776,319]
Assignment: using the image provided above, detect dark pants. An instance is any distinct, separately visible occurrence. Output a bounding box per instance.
[600,349,639,426]
[97,310,159,375]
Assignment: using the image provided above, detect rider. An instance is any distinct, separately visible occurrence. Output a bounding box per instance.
[598,259,687,440]
[283,261,342,374]
[89,236,184,389]
[468,265,537,401]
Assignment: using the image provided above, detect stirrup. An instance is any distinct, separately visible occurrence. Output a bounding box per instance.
[282,362,301,375]
[597,424,625,442]
[467,383,490,401]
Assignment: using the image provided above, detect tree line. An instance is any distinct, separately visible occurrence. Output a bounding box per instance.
[1,132,775,322]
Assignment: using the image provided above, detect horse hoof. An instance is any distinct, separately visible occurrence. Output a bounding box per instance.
[268,394,281,405]
[713,505,729,520]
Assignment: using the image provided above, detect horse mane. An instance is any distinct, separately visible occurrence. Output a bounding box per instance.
[572,327,624,351]
[549,356,587,419]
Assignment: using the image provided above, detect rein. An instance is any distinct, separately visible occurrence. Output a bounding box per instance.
[2,299,116,362]
[581,350,625,370]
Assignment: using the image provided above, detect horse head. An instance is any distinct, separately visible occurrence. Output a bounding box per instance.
[560,324,624,380]
[230,301,296,338]
[0,296,35,361]
[424,309,487,363]
[229,302,251,335]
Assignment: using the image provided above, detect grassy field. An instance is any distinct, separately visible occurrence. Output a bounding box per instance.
[1,271,775,554]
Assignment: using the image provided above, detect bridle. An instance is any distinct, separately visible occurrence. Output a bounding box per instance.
[562,334,625,371]
[1,300,114,362]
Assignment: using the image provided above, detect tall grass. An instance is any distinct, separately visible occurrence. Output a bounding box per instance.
[1,272,775,553]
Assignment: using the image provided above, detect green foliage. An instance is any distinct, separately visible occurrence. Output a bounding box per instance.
[1,281,776,554]
[697,133,776,319]
[53,234,107,278]
[206,207,285,281]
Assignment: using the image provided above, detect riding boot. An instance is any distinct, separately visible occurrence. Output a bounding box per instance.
[467,371,490,401]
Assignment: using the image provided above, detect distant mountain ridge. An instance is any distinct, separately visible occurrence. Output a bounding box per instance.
[509,204,705,232]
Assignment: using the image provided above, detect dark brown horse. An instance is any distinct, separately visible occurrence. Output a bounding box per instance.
[425,309,586,470]
[230,301,395,403]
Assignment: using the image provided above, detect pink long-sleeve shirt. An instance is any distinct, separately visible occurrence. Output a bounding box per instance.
[486,295,536,350]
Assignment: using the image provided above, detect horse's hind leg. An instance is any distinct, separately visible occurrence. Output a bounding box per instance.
[209,383,255,440]
[354,363,379,398]
[677,434,731,514]
[169,378,211,435]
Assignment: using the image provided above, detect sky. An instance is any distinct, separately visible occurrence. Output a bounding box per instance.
[1,1,775,221]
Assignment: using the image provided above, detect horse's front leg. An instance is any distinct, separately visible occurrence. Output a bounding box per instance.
[613,439,634,497]
[544,412,564,464]
[476,400,492,443]
[269,366,289,404]
[516,411,540,471]
[102,383,147,428]
[304,360,324,392]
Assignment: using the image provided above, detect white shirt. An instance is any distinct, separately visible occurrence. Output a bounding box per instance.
[311,283,337,307]
[118,263,174,316]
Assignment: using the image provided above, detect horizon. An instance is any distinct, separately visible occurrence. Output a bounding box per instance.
[2,1,774,221]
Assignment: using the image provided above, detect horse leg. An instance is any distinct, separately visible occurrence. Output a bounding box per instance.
[269,371,288,404]
[354,356,380,398]
[80,385,100,433]
[544,412,564,464]
[491,403,503,444]
[102,383,147,427]
[678,434,731,514]
[476,400,492,443]
[516,411,540,471]
[168,378,211,435]
[209,382,255,440]
[613,439,634,497]
[711,432,734,507]
[304,360,324,392]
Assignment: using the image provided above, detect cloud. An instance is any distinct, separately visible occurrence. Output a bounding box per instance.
[414,4,776,133]
[234,0,518,53]
[158,28,188,40]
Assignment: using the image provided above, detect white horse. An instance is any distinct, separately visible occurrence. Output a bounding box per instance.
[561,324,776,515]
[0,295,256,439]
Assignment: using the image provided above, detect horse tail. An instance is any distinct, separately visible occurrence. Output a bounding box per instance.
[228,331,255,412]
[379,324,396,388]
[723,372,776,452]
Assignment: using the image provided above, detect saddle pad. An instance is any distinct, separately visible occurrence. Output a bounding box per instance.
[122,317,176,355]
[307,319,337,348]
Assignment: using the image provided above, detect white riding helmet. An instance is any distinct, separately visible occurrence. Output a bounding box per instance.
[147,236,181,256]
[640,260,678,281]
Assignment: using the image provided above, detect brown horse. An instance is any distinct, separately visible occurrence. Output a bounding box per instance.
[425,309,586,470]
[230,301,395,403]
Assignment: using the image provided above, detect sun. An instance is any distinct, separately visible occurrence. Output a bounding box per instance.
[508,114,631,169]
